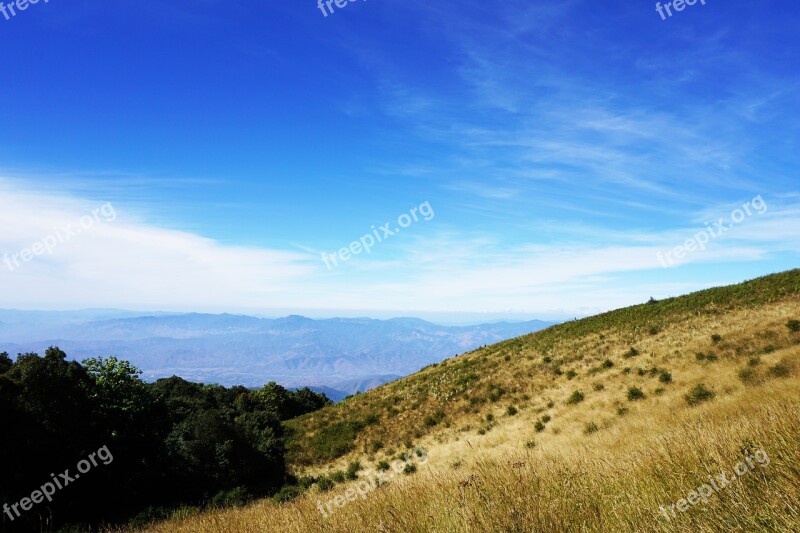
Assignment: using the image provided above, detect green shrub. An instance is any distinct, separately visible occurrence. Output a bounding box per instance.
[616,406,629,416]
[272,485,305,503]
[627,387,645,401]
[364,413,380,425]
[506,405,518,416]
[210,487,250,508]
[768,361,792,378]
[566,370,578,380]
[685,384,716,406]
[624,347,640,358]
[654,387,665,396]
[711,334,722,344]
[649,325,661,335]
[423,409,446,427]
[309,420,365,461]
[316,477,335,491]
[485,413,495,422]
[534,421,546,432]
[584,422,599,435]
[403,463,417,475]
[346,461,361,480]
[541,414,552,423]
[524,439,536,449]
[748,357,761,367]
[738,368,760,385]
[488,385,506,402]
[329,470,346,483]
[787,319,800,332]
[601,359,614,369]
[567,390,585,405]
[376,461,390,472]
[658,371,673,383]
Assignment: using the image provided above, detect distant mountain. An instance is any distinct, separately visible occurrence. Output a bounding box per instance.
[0,310,552,396]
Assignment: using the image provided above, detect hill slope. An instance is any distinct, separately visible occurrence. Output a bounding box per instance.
[142,269,800,533]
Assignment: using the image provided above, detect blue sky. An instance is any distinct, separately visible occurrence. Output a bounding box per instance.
[0,0,798,322]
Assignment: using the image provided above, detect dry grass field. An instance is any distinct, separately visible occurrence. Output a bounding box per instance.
[136,270,800,532]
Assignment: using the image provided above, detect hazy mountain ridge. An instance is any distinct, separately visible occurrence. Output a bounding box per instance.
[0,310,552,396]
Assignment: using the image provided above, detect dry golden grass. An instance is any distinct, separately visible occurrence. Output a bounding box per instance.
[140,370,800,532]
[134,286,800,533]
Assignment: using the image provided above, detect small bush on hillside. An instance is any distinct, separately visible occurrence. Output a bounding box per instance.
[616,406,629,416]
[637,368,647,376]
[370,440,384,453]
[566,370,578,380]
[211,487,251,508]
[546,400,555,409]
[738,368,762,386]
[624,347,640,359]
[364,413,380,425]
[593,383,605,391]
[686,384,716,406]
[346,461,361,480]
[507,405,518,416]
[534,421,546,433]
[403,463,417,475]
[748,357,761,367]
[329,470,346,483]
[711,334,722,344]
[623,367,632,375]
[541,414,552,423]
[787,319,800,332]
[649,325,661,335]
[524,439,536,449]
[488,385,506,402]
[627,387,646,401]
[602,359,614,369]
[584,422,599,435]
[272,485,304,504]
[316,477,335,491]
[654,387,665,396]
[376,461,390,472]
[658,371,673,383]
[567,390,585,405]
[768,361,792,378]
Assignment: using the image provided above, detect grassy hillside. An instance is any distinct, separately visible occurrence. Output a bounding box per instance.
[138,269,800,532]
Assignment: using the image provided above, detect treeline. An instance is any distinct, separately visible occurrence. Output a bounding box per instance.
[0,347,331,531]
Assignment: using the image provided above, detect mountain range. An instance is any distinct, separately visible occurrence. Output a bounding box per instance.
[0,309,552,400]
